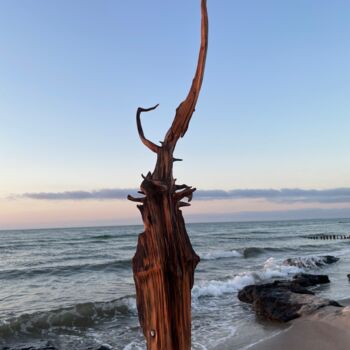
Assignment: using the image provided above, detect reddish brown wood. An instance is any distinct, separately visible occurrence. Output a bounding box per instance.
[128,1,208,349]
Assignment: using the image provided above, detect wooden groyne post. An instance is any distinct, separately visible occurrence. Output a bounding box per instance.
[304,234,350,240]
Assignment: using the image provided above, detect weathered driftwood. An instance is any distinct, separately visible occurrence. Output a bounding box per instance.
[128,1,208,349]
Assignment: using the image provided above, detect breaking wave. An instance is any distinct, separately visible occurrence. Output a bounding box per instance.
[242,246,296,258]
[0,259,131,280]
[192,257,304,299]
[201,250,242,260]
[192,254,339,300]
[90,234,115,240]
[200,247,299,260]
[0,297,137,339]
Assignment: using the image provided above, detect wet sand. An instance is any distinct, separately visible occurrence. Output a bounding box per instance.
[249,299,350,350]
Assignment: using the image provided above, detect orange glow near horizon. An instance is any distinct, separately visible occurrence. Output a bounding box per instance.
[1,197,350,230]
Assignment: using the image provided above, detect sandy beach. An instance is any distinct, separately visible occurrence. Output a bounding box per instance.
[250,299,350,350]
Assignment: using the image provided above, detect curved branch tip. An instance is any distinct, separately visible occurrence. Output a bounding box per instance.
[136,105,160,153]
[164,0,208,145]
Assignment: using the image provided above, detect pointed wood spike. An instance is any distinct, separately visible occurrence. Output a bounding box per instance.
[136,104,160,153]
[175,184,190,190]
[178,201,191,207]
[127,195,145,203]
[174,187,196,202]
[164,0,208,145]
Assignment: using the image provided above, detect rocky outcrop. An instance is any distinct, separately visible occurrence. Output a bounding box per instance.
[283,255,339,268]
[292,273,330,286]
[238,273,342,322]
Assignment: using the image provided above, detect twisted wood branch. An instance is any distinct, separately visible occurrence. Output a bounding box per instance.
[136,104,160,153]
[164,0,208,146]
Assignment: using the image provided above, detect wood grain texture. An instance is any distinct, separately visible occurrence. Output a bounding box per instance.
[128,1,208,349]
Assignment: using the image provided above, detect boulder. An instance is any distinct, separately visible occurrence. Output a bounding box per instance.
[292,273,329,287]
[322,255,340,264]
[238,274,341,322]
[283,255,339,268]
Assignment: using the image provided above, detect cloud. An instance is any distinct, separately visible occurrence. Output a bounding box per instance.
[196,188,350,203]
[19,189,134,200]
[185,207,350,223]
[15,187,350,204]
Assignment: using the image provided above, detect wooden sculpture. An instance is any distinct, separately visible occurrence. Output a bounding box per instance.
[128,1,208,349]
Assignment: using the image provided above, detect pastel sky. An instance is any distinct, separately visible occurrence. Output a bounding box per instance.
[1,0,350,229]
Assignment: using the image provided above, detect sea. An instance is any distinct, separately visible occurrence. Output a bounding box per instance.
[1,218,350,349]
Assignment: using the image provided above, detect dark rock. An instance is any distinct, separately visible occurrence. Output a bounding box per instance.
[322,255,340,264]
[292,273,330,287]
[283,255,339,268]
[238,280,313,304]
[347,274,350,281]
[1,343,58,350]
[238,274,341,322]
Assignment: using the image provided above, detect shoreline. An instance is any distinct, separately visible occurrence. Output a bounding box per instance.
[247,299,350,350]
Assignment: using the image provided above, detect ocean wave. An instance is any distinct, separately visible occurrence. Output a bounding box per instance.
[0,296,137,339]
[193,254,338,300]
[241,246,295,258]
[123,341,144,350]
[262,257,304,277]
[0,259,132,280]
[192,274,256,299]
[242,247,267,258]
[192,257,303,299]
[201,250,242,260]
[249,230,270,234]
[200,246,300,260]
[90,234,115,240]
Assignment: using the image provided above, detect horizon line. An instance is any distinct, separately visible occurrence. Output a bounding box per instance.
[1,215,348,233]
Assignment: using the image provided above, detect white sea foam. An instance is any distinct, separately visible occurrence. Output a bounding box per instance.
[201,249,242,260]
[192,342,209,350]
[123,342,144,350]
[192,273,257,299]
[193,325,237,350]
[192,257,305,299]
[239,327,291,350]
[0,296,138,339]
[262,257,304,278]
[282,255,338,269]
[122,297,137,312]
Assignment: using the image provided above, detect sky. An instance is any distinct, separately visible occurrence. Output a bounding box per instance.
[1,0,350,229]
